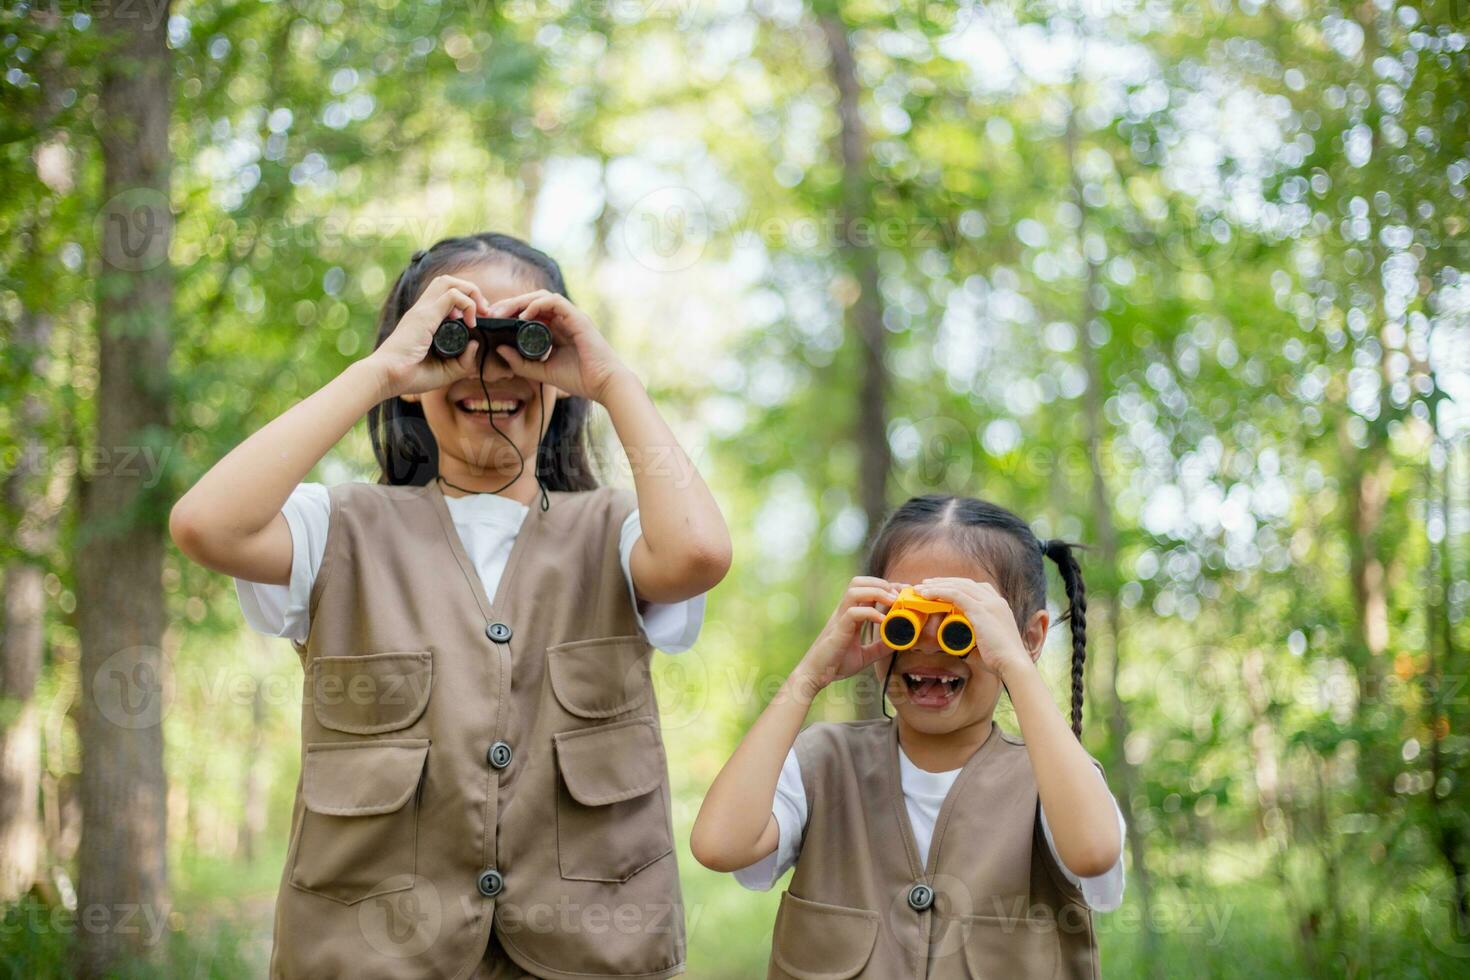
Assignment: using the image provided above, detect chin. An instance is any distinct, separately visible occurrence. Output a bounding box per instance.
[892,701,978,735]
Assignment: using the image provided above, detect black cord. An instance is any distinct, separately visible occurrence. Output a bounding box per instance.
[880,654,896,720]
[437,341,550,511]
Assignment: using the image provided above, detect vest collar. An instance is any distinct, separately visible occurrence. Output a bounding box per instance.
[428,480,548,619]
[887,718,1004,879]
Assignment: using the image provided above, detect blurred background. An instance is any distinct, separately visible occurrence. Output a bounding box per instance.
[2,0,1469,976]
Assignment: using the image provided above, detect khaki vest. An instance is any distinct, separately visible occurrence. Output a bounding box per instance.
[769,719,1101,980]
[269,482,685,980]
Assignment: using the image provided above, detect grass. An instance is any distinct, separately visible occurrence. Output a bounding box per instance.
[4,844,1463,978]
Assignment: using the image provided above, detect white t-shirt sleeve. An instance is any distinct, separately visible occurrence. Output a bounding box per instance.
[732,747,808,891]
[1039,775,1127,912]
[235,493,707,653]
[234,483,331,643]
[618,509,708,654]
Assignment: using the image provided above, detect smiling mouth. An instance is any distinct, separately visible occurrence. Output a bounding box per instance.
[901,672,967,708]
[455,397,525,421]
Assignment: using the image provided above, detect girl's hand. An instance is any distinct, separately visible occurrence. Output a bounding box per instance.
[366,275,492,398]
[913,578,1036,678]
[486,290,632,403]
[792,577,899,698]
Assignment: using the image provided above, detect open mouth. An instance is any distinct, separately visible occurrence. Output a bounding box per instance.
[900,669,967,709]
[455,397,526,422]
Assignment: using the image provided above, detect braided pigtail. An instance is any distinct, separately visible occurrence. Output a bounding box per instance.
[1043,538,1088,740]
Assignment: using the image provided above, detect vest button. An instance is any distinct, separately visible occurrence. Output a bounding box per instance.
[907,883,934,912]
[486,622,512,643]
[487,740,513,770]
[477,869,504,897]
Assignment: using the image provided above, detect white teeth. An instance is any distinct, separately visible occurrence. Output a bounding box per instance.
[905,673,961,688]
[458,398,521,414]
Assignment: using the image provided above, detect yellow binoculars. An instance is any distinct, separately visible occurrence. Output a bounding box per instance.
[880,588,976,657]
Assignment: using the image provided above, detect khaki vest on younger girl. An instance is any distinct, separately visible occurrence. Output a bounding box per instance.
[269,483,685,980]
[768,719,1102,980]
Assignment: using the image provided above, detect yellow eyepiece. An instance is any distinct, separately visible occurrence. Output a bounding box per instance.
[937,613,975,656]
[880,608,923,650]
[879,587,975,657]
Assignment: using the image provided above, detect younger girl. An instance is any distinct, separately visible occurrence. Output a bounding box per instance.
[692,494,1124,979]
[172,233,730,979]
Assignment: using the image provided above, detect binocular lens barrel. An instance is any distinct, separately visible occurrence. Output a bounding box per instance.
[881,616,917,649]
[516,320,553,360]
[938,618,974,655]
[431,318,553,362]
[433,319,472,358]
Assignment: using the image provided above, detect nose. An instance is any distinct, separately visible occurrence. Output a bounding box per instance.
[919,611,943,644]
[477,347,516,383]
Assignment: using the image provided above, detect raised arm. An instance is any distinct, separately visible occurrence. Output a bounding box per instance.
[915,578,1123,878]
[690,578,895,872]
[488,290,732,603]
[169,276,492,583]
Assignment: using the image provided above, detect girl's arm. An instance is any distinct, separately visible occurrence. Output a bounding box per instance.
[489,291,731,603]
[690,578,895,872]
[1004,659,1122,876]
[915,578,1123,878]
[169,276,493,583]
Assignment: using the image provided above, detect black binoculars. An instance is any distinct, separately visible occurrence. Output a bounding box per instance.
[431,316,554,362]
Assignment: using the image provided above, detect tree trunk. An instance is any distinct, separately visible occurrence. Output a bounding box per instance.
[76,3,173,975]
[819,10,890,536]
[820,9,891,719]
[1428,440,1470,936]
[0,303,54,902]
[1065,99,1160,973]
[239,672,267,866]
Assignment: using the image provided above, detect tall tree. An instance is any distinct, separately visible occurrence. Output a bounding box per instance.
[75,2,173,974]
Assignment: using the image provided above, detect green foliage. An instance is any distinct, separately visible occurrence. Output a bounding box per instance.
[2,0,1468,975]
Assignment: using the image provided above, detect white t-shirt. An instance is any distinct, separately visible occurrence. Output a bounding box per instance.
[235,483,706,653]
[732,742,1127,912]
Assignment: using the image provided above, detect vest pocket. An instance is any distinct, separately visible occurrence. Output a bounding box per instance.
[553,717,672,882]
[769,892,878,980]
[955,912,1065,979]
[547,636,651,719]
[288,738,429,905]
[311,651,432,735]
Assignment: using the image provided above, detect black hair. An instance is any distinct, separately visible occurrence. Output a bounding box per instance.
[366,232,598,492]
[865,493,1089,739]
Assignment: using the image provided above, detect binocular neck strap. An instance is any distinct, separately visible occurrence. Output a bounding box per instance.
[438,345,550,511]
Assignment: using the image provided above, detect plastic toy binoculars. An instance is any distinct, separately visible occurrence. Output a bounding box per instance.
[880,587,976,656]
[432,315,553,362]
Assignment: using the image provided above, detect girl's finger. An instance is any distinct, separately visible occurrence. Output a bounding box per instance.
[496,345,550,384]
[520,296,582,341]
[488,290,551,319]
[436,288,478,325]
[429,276,492,315]
[841,586,900,610]
[454,339,481,376]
